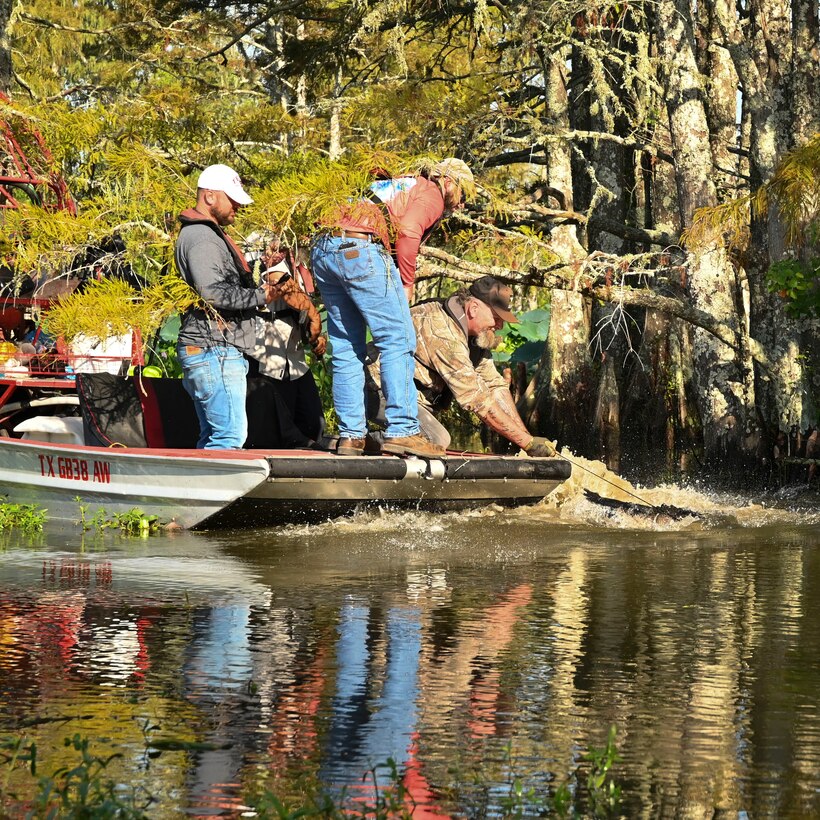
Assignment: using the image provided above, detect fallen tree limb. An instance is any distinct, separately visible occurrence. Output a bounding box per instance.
[418,251,772,370]
[418,247,570,288]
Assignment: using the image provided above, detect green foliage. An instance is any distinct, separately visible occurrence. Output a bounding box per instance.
[0,733,38,806]
[2,732,152,817]
[0,500,46,532]
[42,274,200,361]
[493,308,550,373]
[758,134,820,248]
[2,728,625,818]
[76,498,161,535]
[584,725,622,817]
[42,277,144,342]
[766,258,820,317]
[682,196,751,252]
[251,758,417,819]
[34,734,153,818]
[106,509,161,536]
[309,349,338,436]
[143,314,183,377]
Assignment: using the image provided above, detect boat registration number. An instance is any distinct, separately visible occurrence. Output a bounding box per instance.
[39,455,111,484]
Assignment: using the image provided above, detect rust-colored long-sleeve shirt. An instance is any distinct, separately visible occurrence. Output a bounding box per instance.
[335,176,445,286]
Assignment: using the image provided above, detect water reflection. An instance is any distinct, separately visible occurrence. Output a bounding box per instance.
[0,511,819,817]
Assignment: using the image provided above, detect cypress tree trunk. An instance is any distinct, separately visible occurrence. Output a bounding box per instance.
[699,0,741,199]
[720,0,818,443]
[539,289,595,454]
[593,355,620,471]
[0,0,12,93]
[328,65,343,160]
[542,47,585,261]
[656,0,757,462]
[622,307,700,474]
[791,0,820,141]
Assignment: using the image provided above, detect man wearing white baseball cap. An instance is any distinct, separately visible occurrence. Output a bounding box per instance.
[196,163,254,207]
[175,163,279,448]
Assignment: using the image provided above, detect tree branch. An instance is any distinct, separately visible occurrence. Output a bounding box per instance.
[589,285,772,369]
[483,130,675,169]
[418,247,570,288]
[497,204,680,247]
[418,251,772,371]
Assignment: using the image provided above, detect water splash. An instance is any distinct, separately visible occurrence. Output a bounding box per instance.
[540,449,820,530]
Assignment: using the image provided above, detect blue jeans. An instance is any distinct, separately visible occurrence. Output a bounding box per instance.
[310,234,419,439]
[177,344,249,449]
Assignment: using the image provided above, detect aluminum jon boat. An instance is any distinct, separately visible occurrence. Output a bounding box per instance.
[0,435,570,529]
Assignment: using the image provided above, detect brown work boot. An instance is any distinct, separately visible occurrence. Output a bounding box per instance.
[336,437,366,456]
[381,433,446,458]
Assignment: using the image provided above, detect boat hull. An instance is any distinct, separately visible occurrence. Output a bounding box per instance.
[0,438,570,529]
[0,438,270,529]
[212,453,570,526]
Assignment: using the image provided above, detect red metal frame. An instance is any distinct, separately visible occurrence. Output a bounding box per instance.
[0,91,76,215]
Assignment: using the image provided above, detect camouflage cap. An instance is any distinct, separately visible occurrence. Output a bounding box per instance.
[432,157,476,200]
[469,276,518,324]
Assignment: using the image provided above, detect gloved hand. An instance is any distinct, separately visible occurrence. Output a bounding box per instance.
[274,279,325,352]
[311,334,327,357]
[525,436,558,457]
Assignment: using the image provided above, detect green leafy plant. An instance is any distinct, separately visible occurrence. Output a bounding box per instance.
[76,498,161,535]
[141,313,183,378]
[766,258,820,317]
[2,731,624,818]
[1,734,38,795]
[493,307,551,373]
[75,496,89,529]
[249,758,415,819]
[108,509,161,535]
[0,500,46,532]
[584,725,622,817]
[33,734,153,818]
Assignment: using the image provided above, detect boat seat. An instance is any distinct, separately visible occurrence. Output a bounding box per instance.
[14,415,85,445]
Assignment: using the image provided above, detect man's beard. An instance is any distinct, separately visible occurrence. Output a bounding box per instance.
[474,329,501,350]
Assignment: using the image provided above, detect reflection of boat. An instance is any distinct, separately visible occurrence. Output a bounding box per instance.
[0,436,570,529]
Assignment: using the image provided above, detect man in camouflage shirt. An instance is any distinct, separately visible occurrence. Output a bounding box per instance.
[368,276,556,456]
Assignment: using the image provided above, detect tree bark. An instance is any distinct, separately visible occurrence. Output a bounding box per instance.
[0,0,12,93]
[542,48,585,261]
[622,308,700,472]
[717,0,818,440]
[328,65,343,160]
[593,355,620,471]
[791,0,820,142]
[655,0,757,460]
[539,289,595,454]
[700,0,741,199]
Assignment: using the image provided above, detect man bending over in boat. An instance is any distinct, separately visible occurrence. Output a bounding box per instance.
[367,276,557,457]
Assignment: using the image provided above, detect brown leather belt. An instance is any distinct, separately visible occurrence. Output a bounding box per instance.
[331,230,375,240]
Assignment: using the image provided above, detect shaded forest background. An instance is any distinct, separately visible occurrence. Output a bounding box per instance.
[0,0,818,480]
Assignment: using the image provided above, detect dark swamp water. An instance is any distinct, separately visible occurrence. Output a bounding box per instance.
[1,485,819,818]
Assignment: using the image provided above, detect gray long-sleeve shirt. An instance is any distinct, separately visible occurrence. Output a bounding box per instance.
[175,218,267,353]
